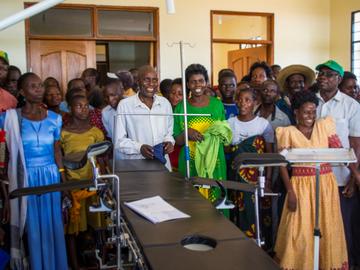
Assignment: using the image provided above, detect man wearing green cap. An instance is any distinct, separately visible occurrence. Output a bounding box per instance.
[316,59,360,268]
[0,51,17,112]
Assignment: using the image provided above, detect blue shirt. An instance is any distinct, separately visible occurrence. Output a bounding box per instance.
[223,103,239,120]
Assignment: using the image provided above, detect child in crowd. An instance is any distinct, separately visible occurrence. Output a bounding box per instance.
[88,88,107,134]
[218,70,238,119]
[5,65,21,97]
[43,76,61,89]
[59,78,87,113]
[167,78,183,171]
[62,87,106,135]
[168,78,184,108]
[68,78,87,91]
[227,87,274,248]
[81,68,101,94]
[43,85,65,116]
[61,94,105,270]
[62,88,87,124]
[339,71,359,100]
[159,78,173,98]
[102,78,124,140]
[237,81,251,91]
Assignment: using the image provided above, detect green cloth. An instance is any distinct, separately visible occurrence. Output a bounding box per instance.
[173,97,226,181]
[173,97,228,216]
[195,120,232,178]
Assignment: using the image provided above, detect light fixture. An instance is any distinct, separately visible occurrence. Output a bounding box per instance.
[218,15,222,25]
[166,0,175,14]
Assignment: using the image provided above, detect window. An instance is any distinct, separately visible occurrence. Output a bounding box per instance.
[97,10,154,37]
[27,5,158,41]
[351,11,360,79]
[29,8,92,36]
[212,14,269,40]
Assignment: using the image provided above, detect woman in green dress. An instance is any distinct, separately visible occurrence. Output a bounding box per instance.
[173,64,230,203]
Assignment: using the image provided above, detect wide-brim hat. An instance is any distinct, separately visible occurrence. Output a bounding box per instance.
[276,64,315,93]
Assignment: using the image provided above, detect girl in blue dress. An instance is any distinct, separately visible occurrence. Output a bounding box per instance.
[0,73,67,269]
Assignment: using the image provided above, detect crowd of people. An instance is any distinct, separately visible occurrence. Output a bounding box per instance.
[0,47,359,270]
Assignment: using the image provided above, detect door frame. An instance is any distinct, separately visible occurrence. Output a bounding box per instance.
[210,10,274,84]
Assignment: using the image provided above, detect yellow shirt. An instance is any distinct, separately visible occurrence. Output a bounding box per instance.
[60,126,105,234]
[61,126,104,181]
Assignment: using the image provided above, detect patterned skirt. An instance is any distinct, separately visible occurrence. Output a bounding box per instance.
[228,136,273,249]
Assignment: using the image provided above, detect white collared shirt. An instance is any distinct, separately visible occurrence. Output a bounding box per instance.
[316,90,360,186]
[258,105,291,131]
[115,93,175,170]
[102,105,117,140]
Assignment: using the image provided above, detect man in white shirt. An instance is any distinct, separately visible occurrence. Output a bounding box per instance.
[115,65,174,170]
[315,60,360,268]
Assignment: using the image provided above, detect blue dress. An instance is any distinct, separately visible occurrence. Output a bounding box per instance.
[1,111,68,270]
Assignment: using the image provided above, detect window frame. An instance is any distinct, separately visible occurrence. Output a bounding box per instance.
[25,3,159,71]
[95,7,156,41]
[210,10,274,84]
[25,3,159,41]
[351,10,360,78]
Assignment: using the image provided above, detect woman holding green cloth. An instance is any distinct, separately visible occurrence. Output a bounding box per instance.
[173,64,232,206]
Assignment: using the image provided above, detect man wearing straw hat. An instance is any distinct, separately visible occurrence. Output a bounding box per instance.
[276,64,316,105]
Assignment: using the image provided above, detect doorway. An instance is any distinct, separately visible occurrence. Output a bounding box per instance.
[96,41,153,86]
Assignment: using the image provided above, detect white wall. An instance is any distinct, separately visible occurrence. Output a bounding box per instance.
[0,1,27,72]
[330,0,360,70]
[0,0,331,80]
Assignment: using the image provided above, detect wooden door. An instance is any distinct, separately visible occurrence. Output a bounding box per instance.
[228,46,267,81]
[29,40,96,94]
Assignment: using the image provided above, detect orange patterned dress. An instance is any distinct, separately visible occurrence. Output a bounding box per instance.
[274,116,348,270]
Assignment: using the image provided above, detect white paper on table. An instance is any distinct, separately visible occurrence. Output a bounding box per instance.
[124,195,190,224]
